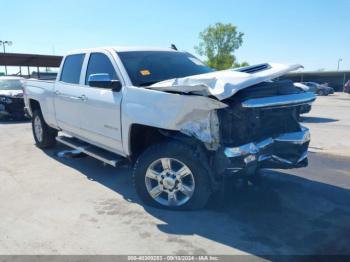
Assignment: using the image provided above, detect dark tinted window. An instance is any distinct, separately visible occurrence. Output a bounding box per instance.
[118,51,213,86]
[85,53,118,84]
[60,54,85,84]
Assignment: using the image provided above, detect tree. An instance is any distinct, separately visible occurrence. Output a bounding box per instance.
[233,61,250,68]
[194,23,245,70]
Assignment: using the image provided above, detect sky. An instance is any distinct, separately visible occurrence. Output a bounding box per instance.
[1,0,350,71]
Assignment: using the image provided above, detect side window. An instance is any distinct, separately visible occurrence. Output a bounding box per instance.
[60,54,85,84]
[85,53,118,85]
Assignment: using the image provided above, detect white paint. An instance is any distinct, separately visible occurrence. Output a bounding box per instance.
[24,47,303,157]
[148,63,303,100]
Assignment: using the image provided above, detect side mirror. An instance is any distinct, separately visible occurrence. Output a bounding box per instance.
[88,73,122,91]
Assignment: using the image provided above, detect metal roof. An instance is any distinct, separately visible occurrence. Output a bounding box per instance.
[0,53,62,67]
[287,70,350,76]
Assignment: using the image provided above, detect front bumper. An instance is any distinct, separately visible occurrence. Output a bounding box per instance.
[0,102,26,119]
[215,125,310,176]
[0,104,9,117]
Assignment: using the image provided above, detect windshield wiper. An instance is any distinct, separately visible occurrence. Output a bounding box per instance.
[138,81,159,87]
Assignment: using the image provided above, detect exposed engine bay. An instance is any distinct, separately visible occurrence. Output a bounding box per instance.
[217,80,303,147]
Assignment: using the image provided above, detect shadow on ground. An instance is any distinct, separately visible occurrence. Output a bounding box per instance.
[301,116,339,123]
[44,146,350,256]
[0,119,30,125]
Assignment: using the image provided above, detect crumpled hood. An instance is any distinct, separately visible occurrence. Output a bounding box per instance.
[147,63,303,101]
[0,90,23,97]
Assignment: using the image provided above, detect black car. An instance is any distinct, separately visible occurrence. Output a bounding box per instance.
[0,77,27,120]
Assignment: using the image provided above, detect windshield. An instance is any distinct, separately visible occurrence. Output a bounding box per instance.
[0,79,23,90]
[118,51,214,86]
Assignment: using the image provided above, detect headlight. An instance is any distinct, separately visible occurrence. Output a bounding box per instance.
[0,96,12,104]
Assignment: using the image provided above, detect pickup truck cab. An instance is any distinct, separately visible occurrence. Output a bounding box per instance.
[24,47,316,210]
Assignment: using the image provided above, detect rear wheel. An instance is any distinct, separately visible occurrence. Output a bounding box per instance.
[133,141,212,210]
[32,110,57,149]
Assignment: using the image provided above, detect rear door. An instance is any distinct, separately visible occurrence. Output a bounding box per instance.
[78,51,123,154]
[54,54,85,135]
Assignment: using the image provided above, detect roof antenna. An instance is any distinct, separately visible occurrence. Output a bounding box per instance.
[170,44,178,51]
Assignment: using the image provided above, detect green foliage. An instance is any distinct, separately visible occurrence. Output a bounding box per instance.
[233,61,250,68]
[194,23,245,70]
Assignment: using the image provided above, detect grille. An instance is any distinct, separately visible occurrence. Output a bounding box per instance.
[218,106,301,147]
[218,80,302,147]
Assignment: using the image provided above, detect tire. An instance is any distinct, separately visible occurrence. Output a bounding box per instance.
[133,141,212,210]
[317,90,326,96]
[32,110,57,149]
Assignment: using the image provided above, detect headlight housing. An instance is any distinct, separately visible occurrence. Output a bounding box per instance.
[0,96,13,104]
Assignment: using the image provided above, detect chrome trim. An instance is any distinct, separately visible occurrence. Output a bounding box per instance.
[271,155,293,165]
[56,136,119,167]
[241,92,316,109]
[224,126,310,166]
[297,151,308,163]
[145,158,195,207]
[224,142,258,158]
[274,126,310,144]
[256,137,274,149]
[258,155,271,162]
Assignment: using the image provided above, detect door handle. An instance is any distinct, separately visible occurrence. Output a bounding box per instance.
[54,90,61,95]
[78,95,88,101]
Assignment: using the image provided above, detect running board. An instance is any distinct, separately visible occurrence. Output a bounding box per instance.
[56,136,125,167]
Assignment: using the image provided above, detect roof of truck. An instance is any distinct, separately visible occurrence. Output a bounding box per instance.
[113,46,177,52]
[66,46,177,55]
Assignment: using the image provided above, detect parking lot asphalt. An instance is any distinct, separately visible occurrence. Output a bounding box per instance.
[0,93,349,256]
[302,92,350,157]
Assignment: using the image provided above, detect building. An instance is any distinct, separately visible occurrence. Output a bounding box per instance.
[283,71,349,91]
[0,53,62,79]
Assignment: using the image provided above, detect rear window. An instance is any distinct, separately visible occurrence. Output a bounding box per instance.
[60,54,85,84]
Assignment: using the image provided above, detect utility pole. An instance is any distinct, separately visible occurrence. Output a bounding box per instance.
[0,40,13,75]
[337,58,343,71]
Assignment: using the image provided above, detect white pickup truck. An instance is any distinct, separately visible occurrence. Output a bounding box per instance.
[24,47,316,210]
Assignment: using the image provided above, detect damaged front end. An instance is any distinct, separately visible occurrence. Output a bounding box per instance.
[141,62,316,177]
[213,80,316,177]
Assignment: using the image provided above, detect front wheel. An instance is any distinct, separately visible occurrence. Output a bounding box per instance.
[32,110,57,149]
[133,141,212,210]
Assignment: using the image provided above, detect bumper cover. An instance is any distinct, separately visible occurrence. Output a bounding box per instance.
[216,125,310,176]
[0,104,9,117]
[0,100,26,119]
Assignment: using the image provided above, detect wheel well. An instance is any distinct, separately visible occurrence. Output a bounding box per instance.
[129,124,219,190]
[128,124,211,161]
[129,124,167,160]
[29,99,41,113]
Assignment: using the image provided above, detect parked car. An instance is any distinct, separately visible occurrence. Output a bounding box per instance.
[293,82,313,114]
[24,47,316,210]
[294,82,310,92]
[302,82,332,96]
[320,83,335,94]
[0,76,27,120]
